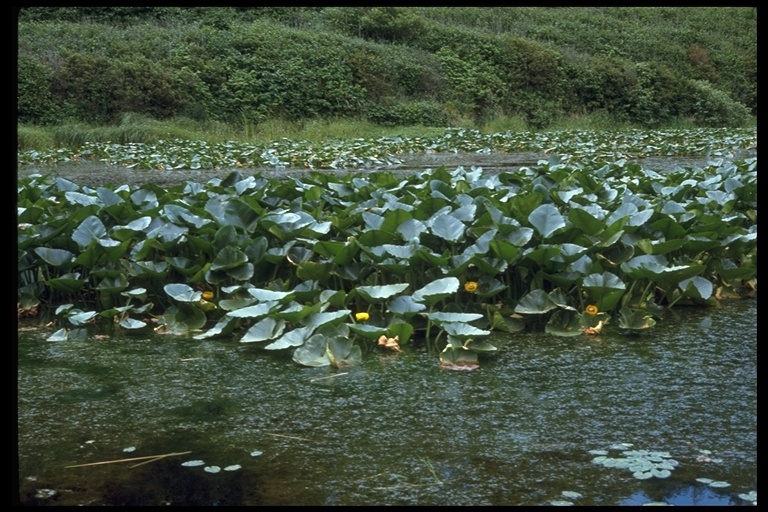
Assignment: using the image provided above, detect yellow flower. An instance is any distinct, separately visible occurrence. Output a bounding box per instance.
[355,312,370,321]
[464,281,478,293]
[585,304,599,316]
[202,291,214,301]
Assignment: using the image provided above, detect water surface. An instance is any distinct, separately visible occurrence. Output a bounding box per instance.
[17,299,756,506]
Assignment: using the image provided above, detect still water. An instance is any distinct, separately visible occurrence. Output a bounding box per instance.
[17,298,756,506]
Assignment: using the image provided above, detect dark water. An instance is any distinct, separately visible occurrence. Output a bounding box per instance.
[16,299,756,506]
[16,150,743,190]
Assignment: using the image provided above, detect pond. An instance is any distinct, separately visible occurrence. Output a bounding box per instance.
[17,298,756,506]
[16,149,746,190]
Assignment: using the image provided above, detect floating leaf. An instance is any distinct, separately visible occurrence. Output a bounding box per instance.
[240,318,286,343]
[119,318,147,330]
[737,491,757,502]
[164,283,201,303]
[292,333,332,367]
[264,325,315,350]
[46,328,69,342]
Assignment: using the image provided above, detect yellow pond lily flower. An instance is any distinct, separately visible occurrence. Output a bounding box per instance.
[202,291,214,301]
[585,304,599,316]
[355,312,370,322]
[464,281,478,293]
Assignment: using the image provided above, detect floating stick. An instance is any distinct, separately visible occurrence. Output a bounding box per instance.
[266,433,311,442]
[64,451,192,468]
[309,372,349,382]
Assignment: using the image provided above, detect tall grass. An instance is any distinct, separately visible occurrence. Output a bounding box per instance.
[17,110,752,153]
[17,116,460,151]
[17,125,55,151]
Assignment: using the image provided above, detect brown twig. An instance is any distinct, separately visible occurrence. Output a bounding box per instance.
[64,451,192,468]
[309,372,349,382]
[266,433,311,442]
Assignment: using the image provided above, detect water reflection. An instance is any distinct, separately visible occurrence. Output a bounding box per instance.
[17,299,756,505]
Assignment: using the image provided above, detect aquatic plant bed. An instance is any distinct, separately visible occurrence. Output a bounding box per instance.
[18,131,756,369]
[17,127,756,171]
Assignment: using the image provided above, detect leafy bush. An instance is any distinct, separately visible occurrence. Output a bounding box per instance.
[685,80,751,127]
[50,52,118,124]
[17,8,756,129]
[366,100,449,127]
[17,56,61,125]
[358,7,425,44]
[625,62,687,127]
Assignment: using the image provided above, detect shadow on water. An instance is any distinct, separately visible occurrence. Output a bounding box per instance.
[17,299,756,506]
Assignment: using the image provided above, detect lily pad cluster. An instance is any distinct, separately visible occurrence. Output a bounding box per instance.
[590,445,680,480]
[17,129,757,368]
[17,127,756,170]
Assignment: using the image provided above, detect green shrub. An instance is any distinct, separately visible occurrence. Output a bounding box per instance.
[684,80,751,127]
[17,56,61,125]
[50,52,119,124]
[108,57,183,120]
[366,100,449,127]
[17,8,757,131]
[358,7,425,44]
[625,62,687,127]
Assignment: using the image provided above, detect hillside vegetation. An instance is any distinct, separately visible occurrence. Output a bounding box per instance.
[17,6,756,141]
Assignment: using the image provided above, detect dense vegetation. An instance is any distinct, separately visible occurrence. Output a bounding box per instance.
[17,129,757,368]
[17,6,756,137]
